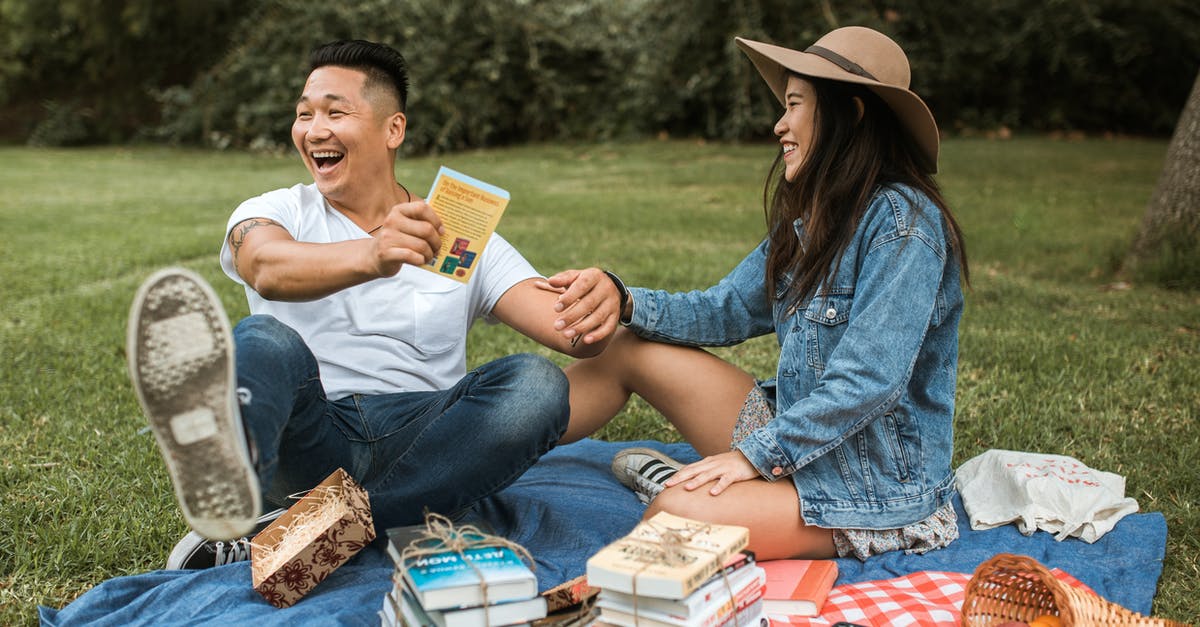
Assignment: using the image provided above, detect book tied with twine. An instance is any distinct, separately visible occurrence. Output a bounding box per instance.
[381,513,546,627]
[585,511,749,600]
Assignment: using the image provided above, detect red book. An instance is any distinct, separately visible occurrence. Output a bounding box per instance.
[758,559,838,618]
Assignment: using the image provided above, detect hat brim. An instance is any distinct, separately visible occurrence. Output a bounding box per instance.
[736,37,939,173]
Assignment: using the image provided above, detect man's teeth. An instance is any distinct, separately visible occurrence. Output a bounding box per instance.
[312,151,343,159]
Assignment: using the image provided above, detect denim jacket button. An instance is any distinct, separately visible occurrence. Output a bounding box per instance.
[825,307,837,319]
[771,466,783,476]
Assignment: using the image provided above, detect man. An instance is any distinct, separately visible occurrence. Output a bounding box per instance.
[126,40,618,569]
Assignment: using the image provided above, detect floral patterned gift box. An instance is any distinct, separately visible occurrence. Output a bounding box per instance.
[250,468,376,608]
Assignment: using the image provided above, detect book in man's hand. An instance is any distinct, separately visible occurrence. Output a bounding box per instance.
[587,511,750,600]
[759,559,838,618]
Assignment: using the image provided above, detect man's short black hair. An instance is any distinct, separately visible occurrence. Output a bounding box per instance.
[309,39,409,113]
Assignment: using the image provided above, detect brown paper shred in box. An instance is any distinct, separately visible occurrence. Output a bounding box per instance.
[250,468,375,608]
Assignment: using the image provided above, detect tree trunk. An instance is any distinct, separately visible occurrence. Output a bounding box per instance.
[1123,70,1200,287]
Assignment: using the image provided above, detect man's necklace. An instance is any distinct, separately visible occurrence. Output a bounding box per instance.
[367,182,413,235]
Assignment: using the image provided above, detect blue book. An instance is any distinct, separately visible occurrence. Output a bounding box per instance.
[400,544,538,611]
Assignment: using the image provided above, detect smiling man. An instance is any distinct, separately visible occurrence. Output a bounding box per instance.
[125,40,618,570]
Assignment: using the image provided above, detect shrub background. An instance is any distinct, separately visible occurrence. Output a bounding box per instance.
[1,0,1198,150]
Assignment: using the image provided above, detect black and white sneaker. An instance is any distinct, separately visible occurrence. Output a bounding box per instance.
[128,267,261,541]
[610,447,683,504]
[166,508,286,569]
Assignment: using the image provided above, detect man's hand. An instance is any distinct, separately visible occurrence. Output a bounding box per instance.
[538,267,623,346]
[369,200,443,277]
[665,450,761,496]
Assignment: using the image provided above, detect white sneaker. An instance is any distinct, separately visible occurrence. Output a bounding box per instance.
[610,447,683,504]
[127,267,261,540]
[166,508,286,569]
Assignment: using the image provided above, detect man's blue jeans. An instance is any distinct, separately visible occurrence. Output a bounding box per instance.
[232,315,569,531]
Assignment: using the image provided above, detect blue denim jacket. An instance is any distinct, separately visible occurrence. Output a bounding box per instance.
[626,185,962,529]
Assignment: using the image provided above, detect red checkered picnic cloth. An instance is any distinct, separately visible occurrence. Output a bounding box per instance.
[771,568,1092,626]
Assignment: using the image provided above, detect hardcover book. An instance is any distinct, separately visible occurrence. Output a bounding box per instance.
[395,579,438,627]
[600,596,768,627]
[586,511,750,600]
[540,573,599,613]
[598,565,766,627]
[380,586,402,627]
[385,524,431,566]
[759,559,838,618]
[399,543,538,610]
[597,553,761,619]
[427,595,548,627]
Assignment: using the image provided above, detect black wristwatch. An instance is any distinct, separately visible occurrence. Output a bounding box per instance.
[603,270,631,325]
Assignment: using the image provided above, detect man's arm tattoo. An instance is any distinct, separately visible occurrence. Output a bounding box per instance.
[228,218,284,266]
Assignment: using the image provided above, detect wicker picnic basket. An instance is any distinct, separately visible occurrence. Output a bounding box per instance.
[960,553,1191,627]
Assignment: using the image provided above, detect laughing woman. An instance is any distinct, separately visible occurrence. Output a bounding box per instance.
[544,26,969,560]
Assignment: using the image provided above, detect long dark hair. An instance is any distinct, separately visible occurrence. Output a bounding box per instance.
[763,75,969,308]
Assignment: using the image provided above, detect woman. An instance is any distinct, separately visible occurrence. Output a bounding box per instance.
[544,26,968,560]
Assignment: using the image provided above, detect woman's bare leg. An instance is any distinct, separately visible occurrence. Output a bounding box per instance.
[648,477,835,560]
[564,329,831,559]
[562,328,756,455]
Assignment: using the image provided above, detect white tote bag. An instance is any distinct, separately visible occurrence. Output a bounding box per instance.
[954,449,1139,543]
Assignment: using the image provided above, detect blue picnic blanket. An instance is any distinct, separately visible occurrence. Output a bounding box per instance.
[39,439,1169,626]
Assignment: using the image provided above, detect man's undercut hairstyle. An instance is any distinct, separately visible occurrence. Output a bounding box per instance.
[309,39,409,113]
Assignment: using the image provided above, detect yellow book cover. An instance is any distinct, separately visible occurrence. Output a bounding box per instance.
[586,512,750,600]
[420,166,509,284]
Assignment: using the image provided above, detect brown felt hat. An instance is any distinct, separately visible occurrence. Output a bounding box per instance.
[736,27,940,173]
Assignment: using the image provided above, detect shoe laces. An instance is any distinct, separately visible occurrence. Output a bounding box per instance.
[212,537,252,565]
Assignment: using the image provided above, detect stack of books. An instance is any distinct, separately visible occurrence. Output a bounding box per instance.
[585,512,767,627]
[381,525,548,627]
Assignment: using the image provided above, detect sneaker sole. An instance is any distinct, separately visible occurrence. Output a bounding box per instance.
[128,267,260,540]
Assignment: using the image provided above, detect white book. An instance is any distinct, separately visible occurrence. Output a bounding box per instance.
[598,564,765,623]
[600,597,768,627]
[586,512,750,600]
[429,596,547,627]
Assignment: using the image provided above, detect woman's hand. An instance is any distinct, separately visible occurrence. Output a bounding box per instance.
[537,267,623,346]
[666,450,760,496]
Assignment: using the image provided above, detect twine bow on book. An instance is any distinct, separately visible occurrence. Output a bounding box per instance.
[620,519,740,627]
[397,512,536,627]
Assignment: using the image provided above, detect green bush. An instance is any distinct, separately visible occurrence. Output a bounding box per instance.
[0,0,249,146]
[147,0,1199,152]
[26,101,92,147]
[2,1,1198,146]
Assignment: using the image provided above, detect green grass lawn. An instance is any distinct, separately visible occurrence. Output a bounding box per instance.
[1,138,1196,624]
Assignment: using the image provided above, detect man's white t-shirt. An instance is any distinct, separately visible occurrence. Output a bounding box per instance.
[218,183,539,400]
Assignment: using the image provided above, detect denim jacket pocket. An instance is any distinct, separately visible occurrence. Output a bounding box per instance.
[830,411,914,501]
[867,411,913,484]
[803,292,853,372]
